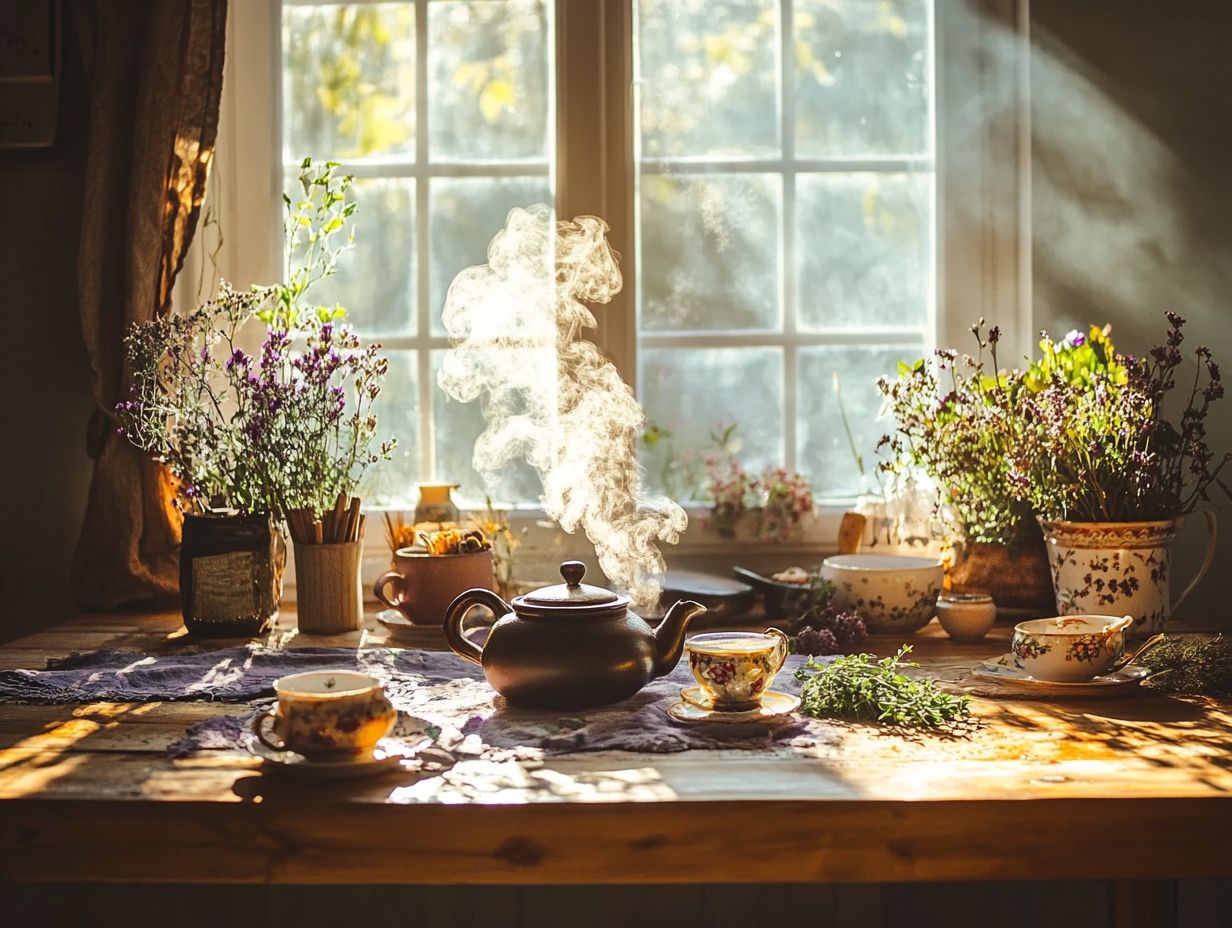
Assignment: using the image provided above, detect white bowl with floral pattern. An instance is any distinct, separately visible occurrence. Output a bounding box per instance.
[820,554,944,634]
[1010,615,1133,682]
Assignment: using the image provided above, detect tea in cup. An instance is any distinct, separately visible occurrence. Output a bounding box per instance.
[252,670,396,757]
[685,629,790,711]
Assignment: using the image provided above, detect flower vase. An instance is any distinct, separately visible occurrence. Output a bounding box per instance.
[180,512,285,638]
[1040,512,1218,638]
[294,537,364,634]
[947,526,1055,614]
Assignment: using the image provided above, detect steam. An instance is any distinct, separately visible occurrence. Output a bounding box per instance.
[437,205,686,606]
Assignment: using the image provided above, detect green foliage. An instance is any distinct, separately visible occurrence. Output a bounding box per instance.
[262,158,356,331]
[795,646,972,730]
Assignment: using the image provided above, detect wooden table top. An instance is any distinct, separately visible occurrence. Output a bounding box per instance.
[1,610,1229,885]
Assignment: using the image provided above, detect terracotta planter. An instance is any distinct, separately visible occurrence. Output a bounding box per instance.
[1040,512,1218,638]
[293,539,364,634]
[947,536,1054,613]
[180,512,284,638]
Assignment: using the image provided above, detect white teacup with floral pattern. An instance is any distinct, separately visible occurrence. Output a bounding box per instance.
[685,630,790,711]
[252,670,397,757]
[1010,615,1133,682]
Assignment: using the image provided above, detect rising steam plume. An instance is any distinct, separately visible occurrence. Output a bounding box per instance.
[437,205,686,606]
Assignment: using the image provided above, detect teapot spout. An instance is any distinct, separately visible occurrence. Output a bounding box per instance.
[651,600,707,678]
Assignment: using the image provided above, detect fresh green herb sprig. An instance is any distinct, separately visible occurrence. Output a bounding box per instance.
[1140,635,1232,696]
[795,646,972,730]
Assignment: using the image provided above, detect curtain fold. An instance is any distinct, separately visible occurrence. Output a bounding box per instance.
[72,0,228,610]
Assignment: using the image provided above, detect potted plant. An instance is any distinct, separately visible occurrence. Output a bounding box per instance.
[117,285,286,637]
[1009,314,1227,637]
[117,159,394,637]
[877,323,1054,610]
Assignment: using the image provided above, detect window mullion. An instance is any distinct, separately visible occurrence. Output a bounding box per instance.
[780,0,797,474]
[415,0,433,483]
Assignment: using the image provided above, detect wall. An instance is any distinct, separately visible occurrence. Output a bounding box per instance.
[0,2,95,643]
[1030,0,1232,625]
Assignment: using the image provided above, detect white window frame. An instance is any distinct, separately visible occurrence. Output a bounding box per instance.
[179,0,1032,583]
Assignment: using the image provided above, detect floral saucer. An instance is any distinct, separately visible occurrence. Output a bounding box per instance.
[973,654,1152,696]
[248,712,438,779]
[669,688,801,724]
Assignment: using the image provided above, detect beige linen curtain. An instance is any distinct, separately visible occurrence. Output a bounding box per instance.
[73,0,228,609]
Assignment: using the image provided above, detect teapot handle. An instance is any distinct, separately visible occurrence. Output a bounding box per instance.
[443,588,512,665]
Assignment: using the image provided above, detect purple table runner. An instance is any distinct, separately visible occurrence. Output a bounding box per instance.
[0,646,830,755]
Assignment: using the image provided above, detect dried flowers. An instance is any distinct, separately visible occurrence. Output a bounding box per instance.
[419,528,491,557]
[790,575,868,656]
[1010,314,1230,522]
[115,158,395,519]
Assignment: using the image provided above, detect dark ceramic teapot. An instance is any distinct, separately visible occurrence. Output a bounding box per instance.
[443,561,707,710]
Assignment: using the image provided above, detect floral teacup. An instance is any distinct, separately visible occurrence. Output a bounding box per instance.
[252,670,396,757]
[1010,615,1133,682]
[685,630,790,711]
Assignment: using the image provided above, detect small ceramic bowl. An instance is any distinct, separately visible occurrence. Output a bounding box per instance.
[935,592,997,642]
[1011,615,1133,682]
[819,554,944,633]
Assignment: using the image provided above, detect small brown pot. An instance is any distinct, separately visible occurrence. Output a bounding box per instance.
[293,539,363,634]
[180,512,284,638]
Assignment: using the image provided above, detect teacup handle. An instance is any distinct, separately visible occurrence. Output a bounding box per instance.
[766,627,790,672]
[1172,510,1218,618]
[373,571,407,612]
[251,709,288,753]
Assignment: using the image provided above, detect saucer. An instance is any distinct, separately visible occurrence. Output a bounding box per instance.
[669,688,800,724]
[973,654,1152,695]
[376,609,490,647]
[248,712,438,779]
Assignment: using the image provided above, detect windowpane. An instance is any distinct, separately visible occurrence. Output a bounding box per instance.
[640,347,784,480]
[366,351,421,505]
[428,0,551,162]
[429,176,553,335]
[431,350,547,506]
[797,344,919,498]
[282,3,417,162]
[796,172,930,330]
[640,174,781,332]
[637,0,780,158]
[287,176,417,337]
[794,0,930,158]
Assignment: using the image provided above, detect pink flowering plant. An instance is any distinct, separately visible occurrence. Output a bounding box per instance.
[1010,313,1230,522]
[116,159,395,517]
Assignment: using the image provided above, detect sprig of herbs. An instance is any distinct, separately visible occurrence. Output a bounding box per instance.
[795,646,971,730]
[1140,635,1232,696]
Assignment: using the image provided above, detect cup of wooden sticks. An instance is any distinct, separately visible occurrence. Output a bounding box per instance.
[288,495,367,634]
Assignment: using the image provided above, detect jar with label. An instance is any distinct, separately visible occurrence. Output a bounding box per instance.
[179,511,285,637]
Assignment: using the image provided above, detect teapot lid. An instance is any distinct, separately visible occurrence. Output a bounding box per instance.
[516,561,626,611]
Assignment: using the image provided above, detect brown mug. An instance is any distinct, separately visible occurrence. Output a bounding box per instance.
[374,546,495,626]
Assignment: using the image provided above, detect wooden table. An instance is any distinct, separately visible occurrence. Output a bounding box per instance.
[1,610,1230,889]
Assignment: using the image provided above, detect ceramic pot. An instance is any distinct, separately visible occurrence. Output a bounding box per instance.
[180,511,284,638]
[294,539,363,634]
[414,482,460,526]
[1040,512,1218,638]
[947,535,1054,613]
[374,547,494,626]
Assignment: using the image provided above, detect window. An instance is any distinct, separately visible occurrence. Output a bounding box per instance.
[634,0,933,499]
[198,0,1026,517]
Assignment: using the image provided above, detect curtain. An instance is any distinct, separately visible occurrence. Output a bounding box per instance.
[72,0,228,609]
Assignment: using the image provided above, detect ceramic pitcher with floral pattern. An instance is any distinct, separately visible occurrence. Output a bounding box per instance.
[1040,512,1217,638]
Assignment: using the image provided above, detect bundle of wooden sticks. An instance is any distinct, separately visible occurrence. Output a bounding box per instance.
[287,494,365,545]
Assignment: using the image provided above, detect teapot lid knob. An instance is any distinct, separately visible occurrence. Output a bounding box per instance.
[560,560,586,588]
